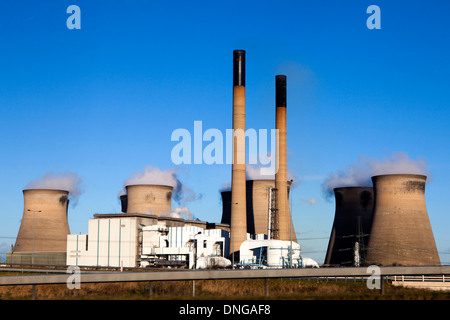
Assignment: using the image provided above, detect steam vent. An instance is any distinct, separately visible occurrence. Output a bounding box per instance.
[366,174,440,266]
[125,184,173,216]
[324,187,374,266]
[8,189,71,265]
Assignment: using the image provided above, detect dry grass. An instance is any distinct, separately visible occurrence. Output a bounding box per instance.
[1,276,450,300]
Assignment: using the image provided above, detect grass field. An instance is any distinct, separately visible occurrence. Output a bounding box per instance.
[1,276,450,300]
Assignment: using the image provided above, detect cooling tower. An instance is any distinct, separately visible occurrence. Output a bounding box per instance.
[125,184,172,216]
[221,190,232,225]
[366,174,440,266]
[275,75,296,242]
[221,180,295,239]
[13,189,71,253]
[230,49,247,255]
[324,187,374,266]
[120,194,128,213]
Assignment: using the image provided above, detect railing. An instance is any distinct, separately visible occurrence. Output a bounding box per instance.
[2,265,450,287]
[390,275,450,282]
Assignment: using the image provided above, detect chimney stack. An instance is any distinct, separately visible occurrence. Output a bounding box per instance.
[275,75,296,242]
[229,50,247,256]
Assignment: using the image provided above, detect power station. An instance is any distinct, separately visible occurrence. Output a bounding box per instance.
[5,50,441,269]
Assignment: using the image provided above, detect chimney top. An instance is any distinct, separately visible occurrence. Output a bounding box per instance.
[276,75,287,108]
[233,50,245,86]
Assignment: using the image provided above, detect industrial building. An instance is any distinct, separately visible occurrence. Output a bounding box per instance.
[140,225,229,269]
[67,216,229,269]
[65,180,230,268]
[239,239,301,268]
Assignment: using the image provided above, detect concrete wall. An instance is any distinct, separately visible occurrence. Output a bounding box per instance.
[7,252,67,266]
[67,217,138,268]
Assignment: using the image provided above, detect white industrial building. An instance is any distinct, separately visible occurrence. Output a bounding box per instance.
[66,213,230,269]
[66,213,318,270]
[140,225,229,269]
[239,239,319,268]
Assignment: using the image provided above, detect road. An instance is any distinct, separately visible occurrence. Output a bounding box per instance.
[1,265,450,286]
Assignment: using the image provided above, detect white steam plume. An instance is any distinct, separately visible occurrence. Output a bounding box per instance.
[321,152,430,200]
[301,198,319,206]
[160,206,196,220]
[24,171,84,206]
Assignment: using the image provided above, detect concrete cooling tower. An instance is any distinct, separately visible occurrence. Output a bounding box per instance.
[221,180,296,241]
[221,190,232,225]
[120,194,128,213]
[13,189,70,253]
[366,174,440,266]
[125,184,173,216]
[324,187,374,266]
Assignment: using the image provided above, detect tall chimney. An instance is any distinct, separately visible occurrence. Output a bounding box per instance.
[229,49,247,256]
[275,75,296,242]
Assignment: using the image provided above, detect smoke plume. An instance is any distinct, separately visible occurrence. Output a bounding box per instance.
[301,198,319,206]
[120,166,200,204]
[321,152,430,200]
[160,206,195,220]
[24,171,84,206]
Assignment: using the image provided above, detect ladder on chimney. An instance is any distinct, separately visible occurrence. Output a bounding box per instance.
[268,187,279,240]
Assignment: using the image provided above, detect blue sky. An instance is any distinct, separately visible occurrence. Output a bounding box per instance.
[0,1,449,264]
